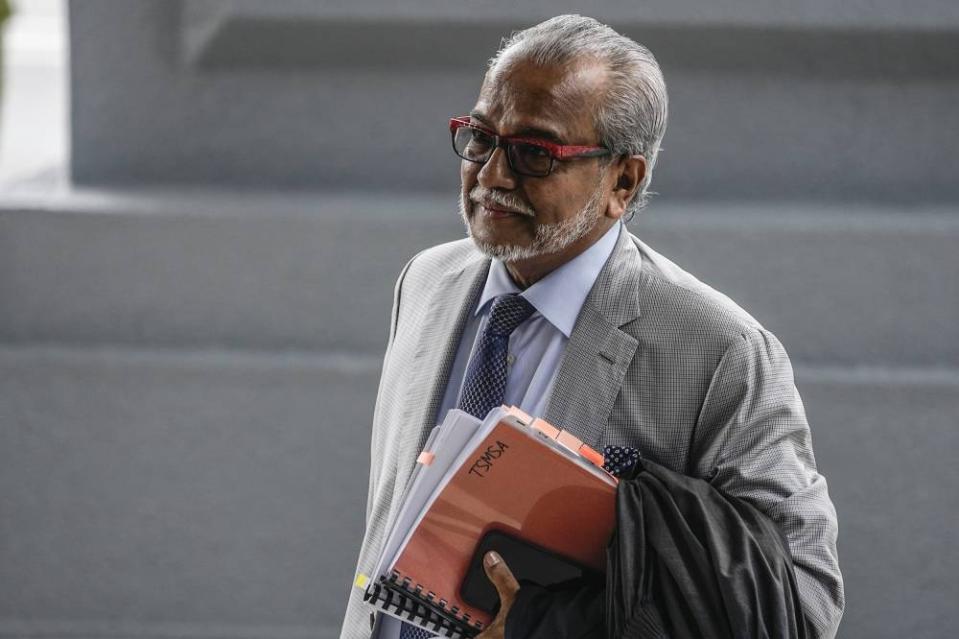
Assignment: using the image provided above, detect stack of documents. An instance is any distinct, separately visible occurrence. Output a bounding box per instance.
[356,406,618,638]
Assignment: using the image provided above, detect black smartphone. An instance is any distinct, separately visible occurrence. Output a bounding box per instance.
[459,529,602,614]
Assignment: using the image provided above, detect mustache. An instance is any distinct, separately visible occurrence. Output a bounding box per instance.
[469,186,535,217]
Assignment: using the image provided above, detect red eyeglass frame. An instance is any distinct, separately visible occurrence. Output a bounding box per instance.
[449,116,610,164]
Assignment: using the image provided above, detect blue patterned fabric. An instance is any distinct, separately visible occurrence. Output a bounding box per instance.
[398,622,435,639]
[603,445,642,478]
[457,293,537,419]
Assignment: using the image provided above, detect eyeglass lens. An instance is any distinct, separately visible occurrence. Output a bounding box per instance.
[452,126,552,177]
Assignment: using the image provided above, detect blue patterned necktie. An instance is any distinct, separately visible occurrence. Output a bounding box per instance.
[398,623,435,639]
[398,294,535,639]
[457,293,537,419]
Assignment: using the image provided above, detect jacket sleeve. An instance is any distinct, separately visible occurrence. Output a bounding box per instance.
[692,328,844,639]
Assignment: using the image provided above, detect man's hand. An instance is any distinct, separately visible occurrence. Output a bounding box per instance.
[475,551,520,639]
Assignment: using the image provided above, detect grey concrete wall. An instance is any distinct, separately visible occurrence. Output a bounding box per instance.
[1,194,957,366]
[2,340,957,639]
[70,1,959,201]
[1,1,957,638]
[0,346,378,637]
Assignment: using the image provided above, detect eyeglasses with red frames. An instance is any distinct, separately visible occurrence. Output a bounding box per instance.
[449,116,611,178]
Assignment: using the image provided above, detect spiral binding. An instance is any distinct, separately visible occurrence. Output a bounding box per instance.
[362,570,485,638]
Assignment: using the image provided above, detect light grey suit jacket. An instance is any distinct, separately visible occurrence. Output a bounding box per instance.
[339,228,843,639]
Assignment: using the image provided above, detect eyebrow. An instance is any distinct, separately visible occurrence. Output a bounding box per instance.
[469,110,566,144]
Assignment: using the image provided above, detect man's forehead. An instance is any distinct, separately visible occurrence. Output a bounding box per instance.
[473,57,607,141]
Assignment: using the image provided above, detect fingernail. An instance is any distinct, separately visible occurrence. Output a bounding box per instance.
[485,551,501,567]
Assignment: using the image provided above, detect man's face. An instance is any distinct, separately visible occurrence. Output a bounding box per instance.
[459,58,615,266]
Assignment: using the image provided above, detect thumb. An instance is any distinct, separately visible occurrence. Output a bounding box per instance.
[484,551,520,604]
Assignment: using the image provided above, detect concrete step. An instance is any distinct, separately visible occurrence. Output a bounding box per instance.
[69,1,959,200]
[2,188,957,366]
[793,365,959,639]
[0,344,375,635]
[0,343,956,639]
[182,0,959,33]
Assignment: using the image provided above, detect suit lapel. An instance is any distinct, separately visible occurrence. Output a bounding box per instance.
[394,252,491,496]
[544,229,644,449]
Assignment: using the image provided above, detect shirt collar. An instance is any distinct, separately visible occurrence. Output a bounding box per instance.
[474,221,623,338]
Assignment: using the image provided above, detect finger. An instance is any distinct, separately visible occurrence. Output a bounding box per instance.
[484,551,520,600]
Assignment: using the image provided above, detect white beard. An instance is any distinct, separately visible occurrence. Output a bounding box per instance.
[459,182,604,263]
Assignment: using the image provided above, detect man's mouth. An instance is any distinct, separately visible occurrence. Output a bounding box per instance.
[474,200,530,219]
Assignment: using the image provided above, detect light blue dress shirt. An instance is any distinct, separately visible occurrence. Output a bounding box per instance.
[379,220,622,639]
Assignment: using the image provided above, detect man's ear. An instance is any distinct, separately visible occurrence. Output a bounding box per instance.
[605,155,647,220]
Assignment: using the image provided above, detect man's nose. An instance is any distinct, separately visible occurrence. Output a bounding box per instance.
[477,146,518,191]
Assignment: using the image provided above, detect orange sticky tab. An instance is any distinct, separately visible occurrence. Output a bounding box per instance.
[417,451,435,465]
[578,444,604,468]
[556,430,584,452]
[531,418,560,439]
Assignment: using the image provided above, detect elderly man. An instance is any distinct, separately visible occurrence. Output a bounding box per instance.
[339,14,843,639]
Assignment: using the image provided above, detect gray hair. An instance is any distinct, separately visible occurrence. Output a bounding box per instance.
[487,15,668,218]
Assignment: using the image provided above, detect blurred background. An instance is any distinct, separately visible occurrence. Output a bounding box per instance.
[0,2,956,638]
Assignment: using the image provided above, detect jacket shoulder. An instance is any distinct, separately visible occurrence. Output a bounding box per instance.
[628,233,767,351]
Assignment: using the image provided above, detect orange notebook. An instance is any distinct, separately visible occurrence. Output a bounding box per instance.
[375,410,617,635]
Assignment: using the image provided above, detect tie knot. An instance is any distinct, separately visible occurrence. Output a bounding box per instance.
[486,294,536,337]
